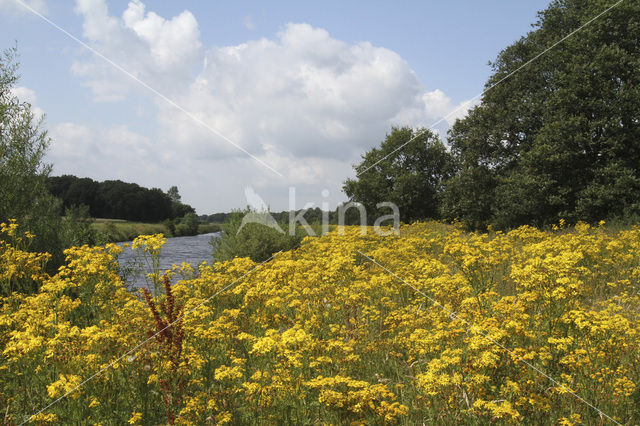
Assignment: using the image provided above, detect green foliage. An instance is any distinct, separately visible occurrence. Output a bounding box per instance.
[94,215,213,243]
[59,205,98,248]
[202,208,364,228]
[92,220,167,243]
[443,0,640,229]
[0,46,96,274]
[441,166,496,230]
[343,126,456,223]
[211,210,303,262]
[163,218,176,236]
[167,185,181,203]
[174,212,199,237]
[197,223,221,234]
[47,175,195,222]
[199,212,231,223]
[0,46,52,230]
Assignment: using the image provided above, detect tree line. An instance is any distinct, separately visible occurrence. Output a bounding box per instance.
[47,175,195,223]
[344,0,640,229]
[200,207,366,228]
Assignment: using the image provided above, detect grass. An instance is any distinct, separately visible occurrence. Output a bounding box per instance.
[92,220,166,242]
[91,219,221,242]
[197,223,222,234]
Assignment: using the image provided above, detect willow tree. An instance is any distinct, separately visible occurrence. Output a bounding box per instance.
[0,46,94,277]
[0,46,52,223]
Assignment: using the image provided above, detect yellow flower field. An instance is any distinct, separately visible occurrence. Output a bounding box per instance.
[1,220,639,424]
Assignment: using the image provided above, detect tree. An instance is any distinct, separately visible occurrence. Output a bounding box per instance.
[444,0,640,228]
[167,186,181,203]
[0,46,95,274]
[171,200,195,220]
[0,46,51,225]
[343,127,456,223]
[48,175,195,222]
[175,212,199,236]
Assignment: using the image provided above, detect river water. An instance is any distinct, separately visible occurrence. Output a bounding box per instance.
[117,232,220,289]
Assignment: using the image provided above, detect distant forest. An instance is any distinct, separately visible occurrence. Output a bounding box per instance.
[47,175,195,222]
[200,209,329,224]
[199,207,362,225]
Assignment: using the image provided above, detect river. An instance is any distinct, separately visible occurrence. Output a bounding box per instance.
[117,232,220,289]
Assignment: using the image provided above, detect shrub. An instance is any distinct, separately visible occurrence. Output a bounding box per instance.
[174,213,199,237]
[211,210,304,262]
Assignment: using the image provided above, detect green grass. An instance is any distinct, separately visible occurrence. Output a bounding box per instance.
[197,223,222,234]
[91,219,221,242]
[92,220,166,242]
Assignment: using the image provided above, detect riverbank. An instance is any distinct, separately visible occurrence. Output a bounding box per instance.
[92,218,221,242]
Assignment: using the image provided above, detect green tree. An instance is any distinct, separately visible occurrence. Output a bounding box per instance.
[444,0,640,228]
[49,175,191,222]
[343,126,456,223]
[0,46,51,226]
[0,46,95,276]
[175,212,199,236]
[167,185,181,203]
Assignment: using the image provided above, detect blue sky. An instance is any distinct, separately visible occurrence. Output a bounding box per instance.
[1,0,551,213]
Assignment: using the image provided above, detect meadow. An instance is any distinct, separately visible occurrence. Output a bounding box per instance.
[0,220,639,424]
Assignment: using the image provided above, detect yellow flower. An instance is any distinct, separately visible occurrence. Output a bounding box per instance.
[46,374,82,399]
[132,234,166,253]
[1,221,639,423]
[128,412,142,424]
[29,413,58,423]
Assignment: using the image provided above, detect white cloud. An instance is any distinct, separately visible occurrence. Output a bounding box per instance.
[10,85,45,119]
[0,0,46,15]
[444,98,480,127]
[72,0,202,101]
[66,1,476,212]
[160,22,467,165]
[48,122,97,165]
[45,121,275,212]
[48,122,157,179]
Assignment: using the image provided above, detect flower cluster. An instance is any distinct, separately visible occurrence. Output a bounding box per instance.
[0,221,639,424]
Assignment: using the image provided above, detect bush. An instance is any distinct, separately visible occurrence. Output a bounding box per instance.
[211,210,304,262]
[173,212,200,237]
[162,219,176,236]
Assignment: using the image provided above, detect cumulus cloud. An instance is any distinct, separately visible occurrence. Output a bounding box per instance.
[0,0,46,15]
[49,122,158,179]
[65,0,475,211]
[444,97,480,126]
[11,86,45,119]
[46,121,289,212]
[160,23,472,165]
[72,0,202,101]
